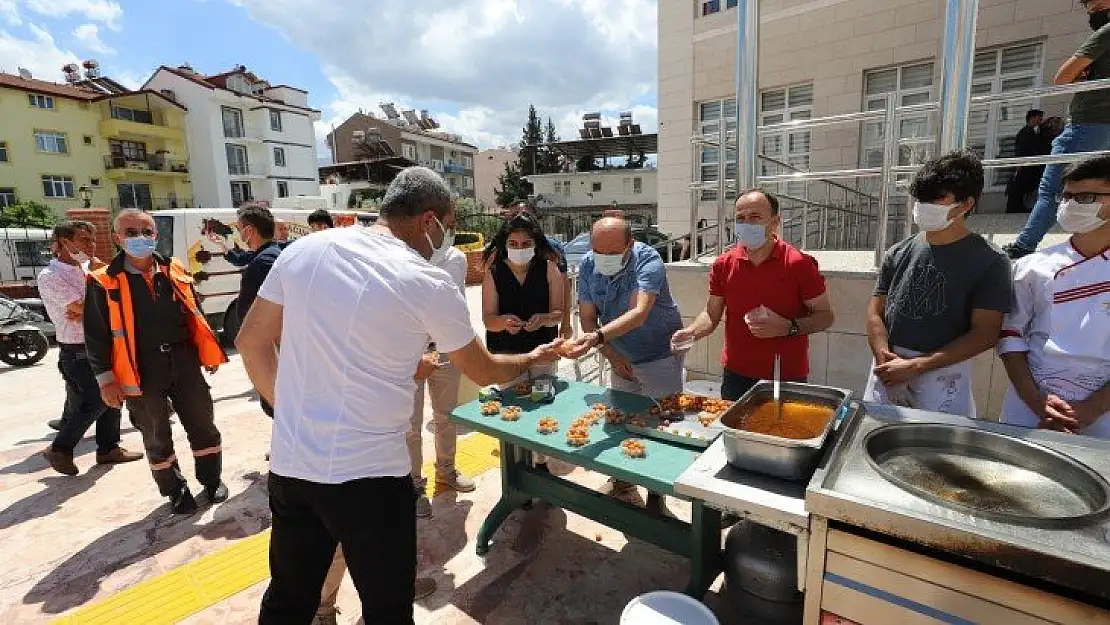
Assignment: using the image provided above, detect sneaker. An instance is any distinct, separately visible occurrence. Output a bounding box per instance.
[47,419,63,431]
[203,481,229,504]
[96,447,144,465]
[415,494,433,519]
[435,469,476,493]
[171,487,198,515]
[43,448,79,476]
[1003,243,1033,260]
[312,608,338,625]
[414,576,436,601]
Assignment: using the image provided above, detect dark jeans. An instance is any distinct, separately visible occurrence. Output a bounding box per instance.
[721,369,807,401]
[260,472,417,625]
[124,345,221,496]
[52,345,122,455]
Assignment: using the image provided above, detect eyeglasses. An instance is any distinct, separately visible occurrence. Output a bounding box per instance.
[122,228,155,237]
[1055,192,1110,204]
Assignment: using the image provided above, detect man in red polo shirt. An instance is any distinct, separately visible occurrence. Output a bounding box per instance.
[672,188,835,400]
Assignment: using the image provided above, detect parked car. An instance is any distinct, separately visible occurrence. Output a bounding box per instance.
[563,228,672,269]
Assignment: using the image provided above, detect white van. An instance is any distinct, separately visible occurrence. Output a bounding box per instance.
[151,208,378,342]
[0,227,53,284]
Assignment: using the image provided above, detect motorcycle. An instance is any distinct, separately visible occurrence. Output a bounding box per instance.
[0,293,51,367]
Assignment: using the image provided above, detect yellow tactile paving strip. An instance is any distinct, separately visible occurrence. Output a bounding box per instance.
[53,433,502,625]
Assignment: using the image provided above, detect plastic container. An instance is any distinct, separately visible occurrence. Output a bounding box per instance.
[684,379,722,398]
[620,591,720,625]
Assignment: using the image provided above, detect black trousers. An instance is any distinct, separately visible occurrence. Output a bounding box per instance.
[721,369,807,401]
[124,345,221,496]
[260,472,416,625]
[52,344,121,455]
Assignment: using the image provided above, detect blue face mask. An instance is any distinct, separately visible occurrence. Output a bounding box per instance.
[122,236,157,259]
[734,223,767,249]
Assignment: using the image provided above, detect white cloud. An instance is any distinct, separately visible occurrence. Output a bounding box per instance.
[0,0,21,25]
[0,23,80,80]
[23,0,122,30]
[73,22,114,55]
[228,0,658,152]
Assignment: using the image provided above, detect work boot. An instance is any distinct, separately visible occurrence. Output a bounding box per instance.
[96,447,144,465]
[414,577,436,601]
[203,481,229,504]
[413,478,433,519]
[43,448,79,476]
[47,419,63,431]
[435,469,476,493]
[171,486,198,515]
[604,478,640,504]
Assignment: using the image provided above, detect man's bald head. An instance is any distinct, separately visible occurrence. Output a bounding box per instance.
[591,216,632,254]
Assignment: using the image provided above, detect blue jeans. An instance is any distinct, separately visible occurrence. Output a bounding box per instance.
[1015,123,1110,251]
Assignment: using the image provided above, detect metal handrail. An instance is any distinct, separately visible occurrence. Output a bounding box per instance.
[758,154,879,202]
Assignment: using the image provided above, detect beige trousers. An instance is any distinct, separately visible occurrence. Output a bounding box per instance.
[406,362,462,485]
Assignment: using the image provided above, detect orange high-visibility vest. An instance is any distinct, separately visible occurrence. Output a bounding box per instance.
[88,257,227,396]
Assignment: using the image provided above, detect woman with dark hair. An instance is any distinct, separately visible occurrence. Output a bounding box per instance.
[482,213,564,355]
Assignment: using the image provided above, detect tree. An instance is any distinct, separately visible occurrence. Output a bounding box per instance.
[541,117,562,173]
[517,105,544,177]
[0,201,57,228]
[494,162,530,208]
[576,155,600,172]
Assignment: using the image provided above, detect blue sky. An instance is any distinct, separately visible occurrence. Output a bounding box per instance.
[0,0,658,155]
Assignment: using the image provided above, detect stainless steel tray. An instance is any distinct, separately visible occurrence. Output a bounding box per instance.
[624,416,723,449]
[864,423,1110,529]
[719,382,852,480]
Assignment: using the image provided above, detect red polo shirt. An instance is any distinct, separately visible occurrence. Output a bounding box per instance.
[709,239,826,380]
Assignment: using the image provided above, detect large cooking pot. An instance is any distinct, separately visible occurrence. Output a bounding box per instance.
[723,521,802,604]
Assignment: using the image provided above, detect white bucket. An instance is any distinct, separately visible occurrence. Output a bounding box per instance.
[620,591,720,625]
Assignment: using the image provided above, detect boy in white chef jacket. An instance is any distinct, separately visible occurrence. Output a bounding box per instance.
[999,155,1110,438]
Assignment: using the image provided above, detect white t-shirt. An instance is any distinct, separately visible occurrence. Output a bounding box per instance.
[440,246,468,296]
[257,227,476,483]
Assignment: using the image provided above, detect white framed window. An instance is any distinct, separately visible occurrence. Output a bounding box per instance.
[465,176,473,190]
[226,144,249,175]
[273,146,287,167]
[277,180,289,198]
[0,141,8,162]
[633,177,643,194]
[553,182,561,196]
[230,181,252,207]
[623,177,632,195]
[110,106,153,124]
[34,131,68,154]
[591,182,602,192]
[0,188,16,207]
[42,175,75,198]
[222,106,245,138]
[562,180,571,196]
[697,97,736,202]
[462,155,473,169]
[861,62,936,176]
[270,109,283,132]
[759,84,813,197]
[968,42,1045,189]
[28,94,54,109]
[402,143,416,160]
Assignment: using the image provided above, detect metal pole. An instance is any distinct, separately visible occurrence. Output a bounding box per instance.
[726,0,760,253]
[937,0,979,153]
[876,94,898,267]
[716,122,728,253]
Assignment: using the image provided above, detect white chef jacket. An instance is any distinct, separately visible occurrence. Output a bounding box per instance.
[998,240,1110,438]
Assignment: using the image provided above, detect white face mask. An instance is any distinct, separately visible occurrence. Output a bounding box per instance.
[734,223,768,249]
[593,251,627,276]
[506,247,535,266]
[67,246,90,264]
[425,216,454,264]
[912,201,960,232]
[1057,199,1109,234]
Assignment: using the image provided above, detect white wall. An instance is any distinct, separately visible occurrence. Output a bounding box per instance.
[529,169,658,208]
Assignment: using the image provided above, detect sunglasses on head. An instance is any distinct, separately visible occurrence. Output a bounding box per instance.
[122,228,155,237]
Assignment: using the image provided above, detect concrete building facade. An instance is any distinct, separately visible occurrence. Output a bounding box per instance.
[145,65,321,208]
[658,0,1092,238]
[526,168,658,211]
[475,147,517,209]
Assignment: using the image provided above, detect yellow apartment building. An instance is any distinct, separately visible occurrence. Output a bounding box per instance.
[0,72,193,216]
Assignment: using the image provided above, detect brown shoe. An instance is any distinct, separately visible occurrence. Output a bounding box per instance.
[43,449,79,476]
[96,447,144,465]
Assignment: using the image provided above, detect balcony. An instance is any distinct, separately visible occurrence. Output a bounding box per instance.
[111,197,194,211]
[228,162,266,178]
[100,118,184,142]
[444,162,468,174]
[103,155,189,178]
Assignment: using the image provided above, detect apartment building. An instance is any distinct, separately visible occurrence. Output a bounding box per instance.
[0,69,192,214]
[145,65,321,208]
[657,0,1092,237]
[327,106,477,198]
[475,147,517,208]
[528,169,658,210]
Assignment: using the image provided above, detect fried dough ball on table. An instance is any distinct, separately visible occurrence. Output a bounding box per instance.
[480,401,502,416]
[621,438,647,458]
[501,406,522,422]
[566,424,591,446]
[537,417,559,434]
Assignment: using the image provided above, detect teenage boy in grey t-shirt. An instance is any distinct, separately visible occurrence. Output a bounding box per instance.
[864,151,1012,417]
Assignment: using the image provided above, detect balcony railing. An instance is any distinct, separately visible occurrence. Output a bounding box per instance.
[444,162,467,174]
[104,155,189,174]
[228,163,264,176]
[111,197,194,211]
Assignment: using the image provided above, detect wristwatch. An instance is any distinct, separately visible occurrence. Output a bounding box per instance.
[594,329,607,346]
[787,319,801,337]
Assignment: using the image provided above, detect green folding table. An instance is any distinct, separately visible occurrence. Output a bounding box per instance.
[451,379,723,598]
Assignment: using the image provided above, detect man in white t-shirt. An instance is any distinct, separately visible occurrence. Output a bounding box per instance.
[236,166,562,625]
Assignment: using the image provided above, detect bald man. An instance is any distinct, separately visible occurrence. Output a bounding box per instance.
[565,217,683,503]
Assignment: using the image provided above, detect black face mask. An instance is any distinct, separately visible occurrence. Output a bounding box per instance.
[1091,10,1110,31]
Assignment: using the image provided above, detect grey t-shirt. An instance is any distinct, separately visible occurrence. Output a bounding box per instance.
[874,232,1012,354]
[1071,23,1110,124]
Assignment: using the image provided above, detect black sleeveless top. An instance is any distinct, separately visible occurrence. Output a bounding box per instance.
[486,258,558,354]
